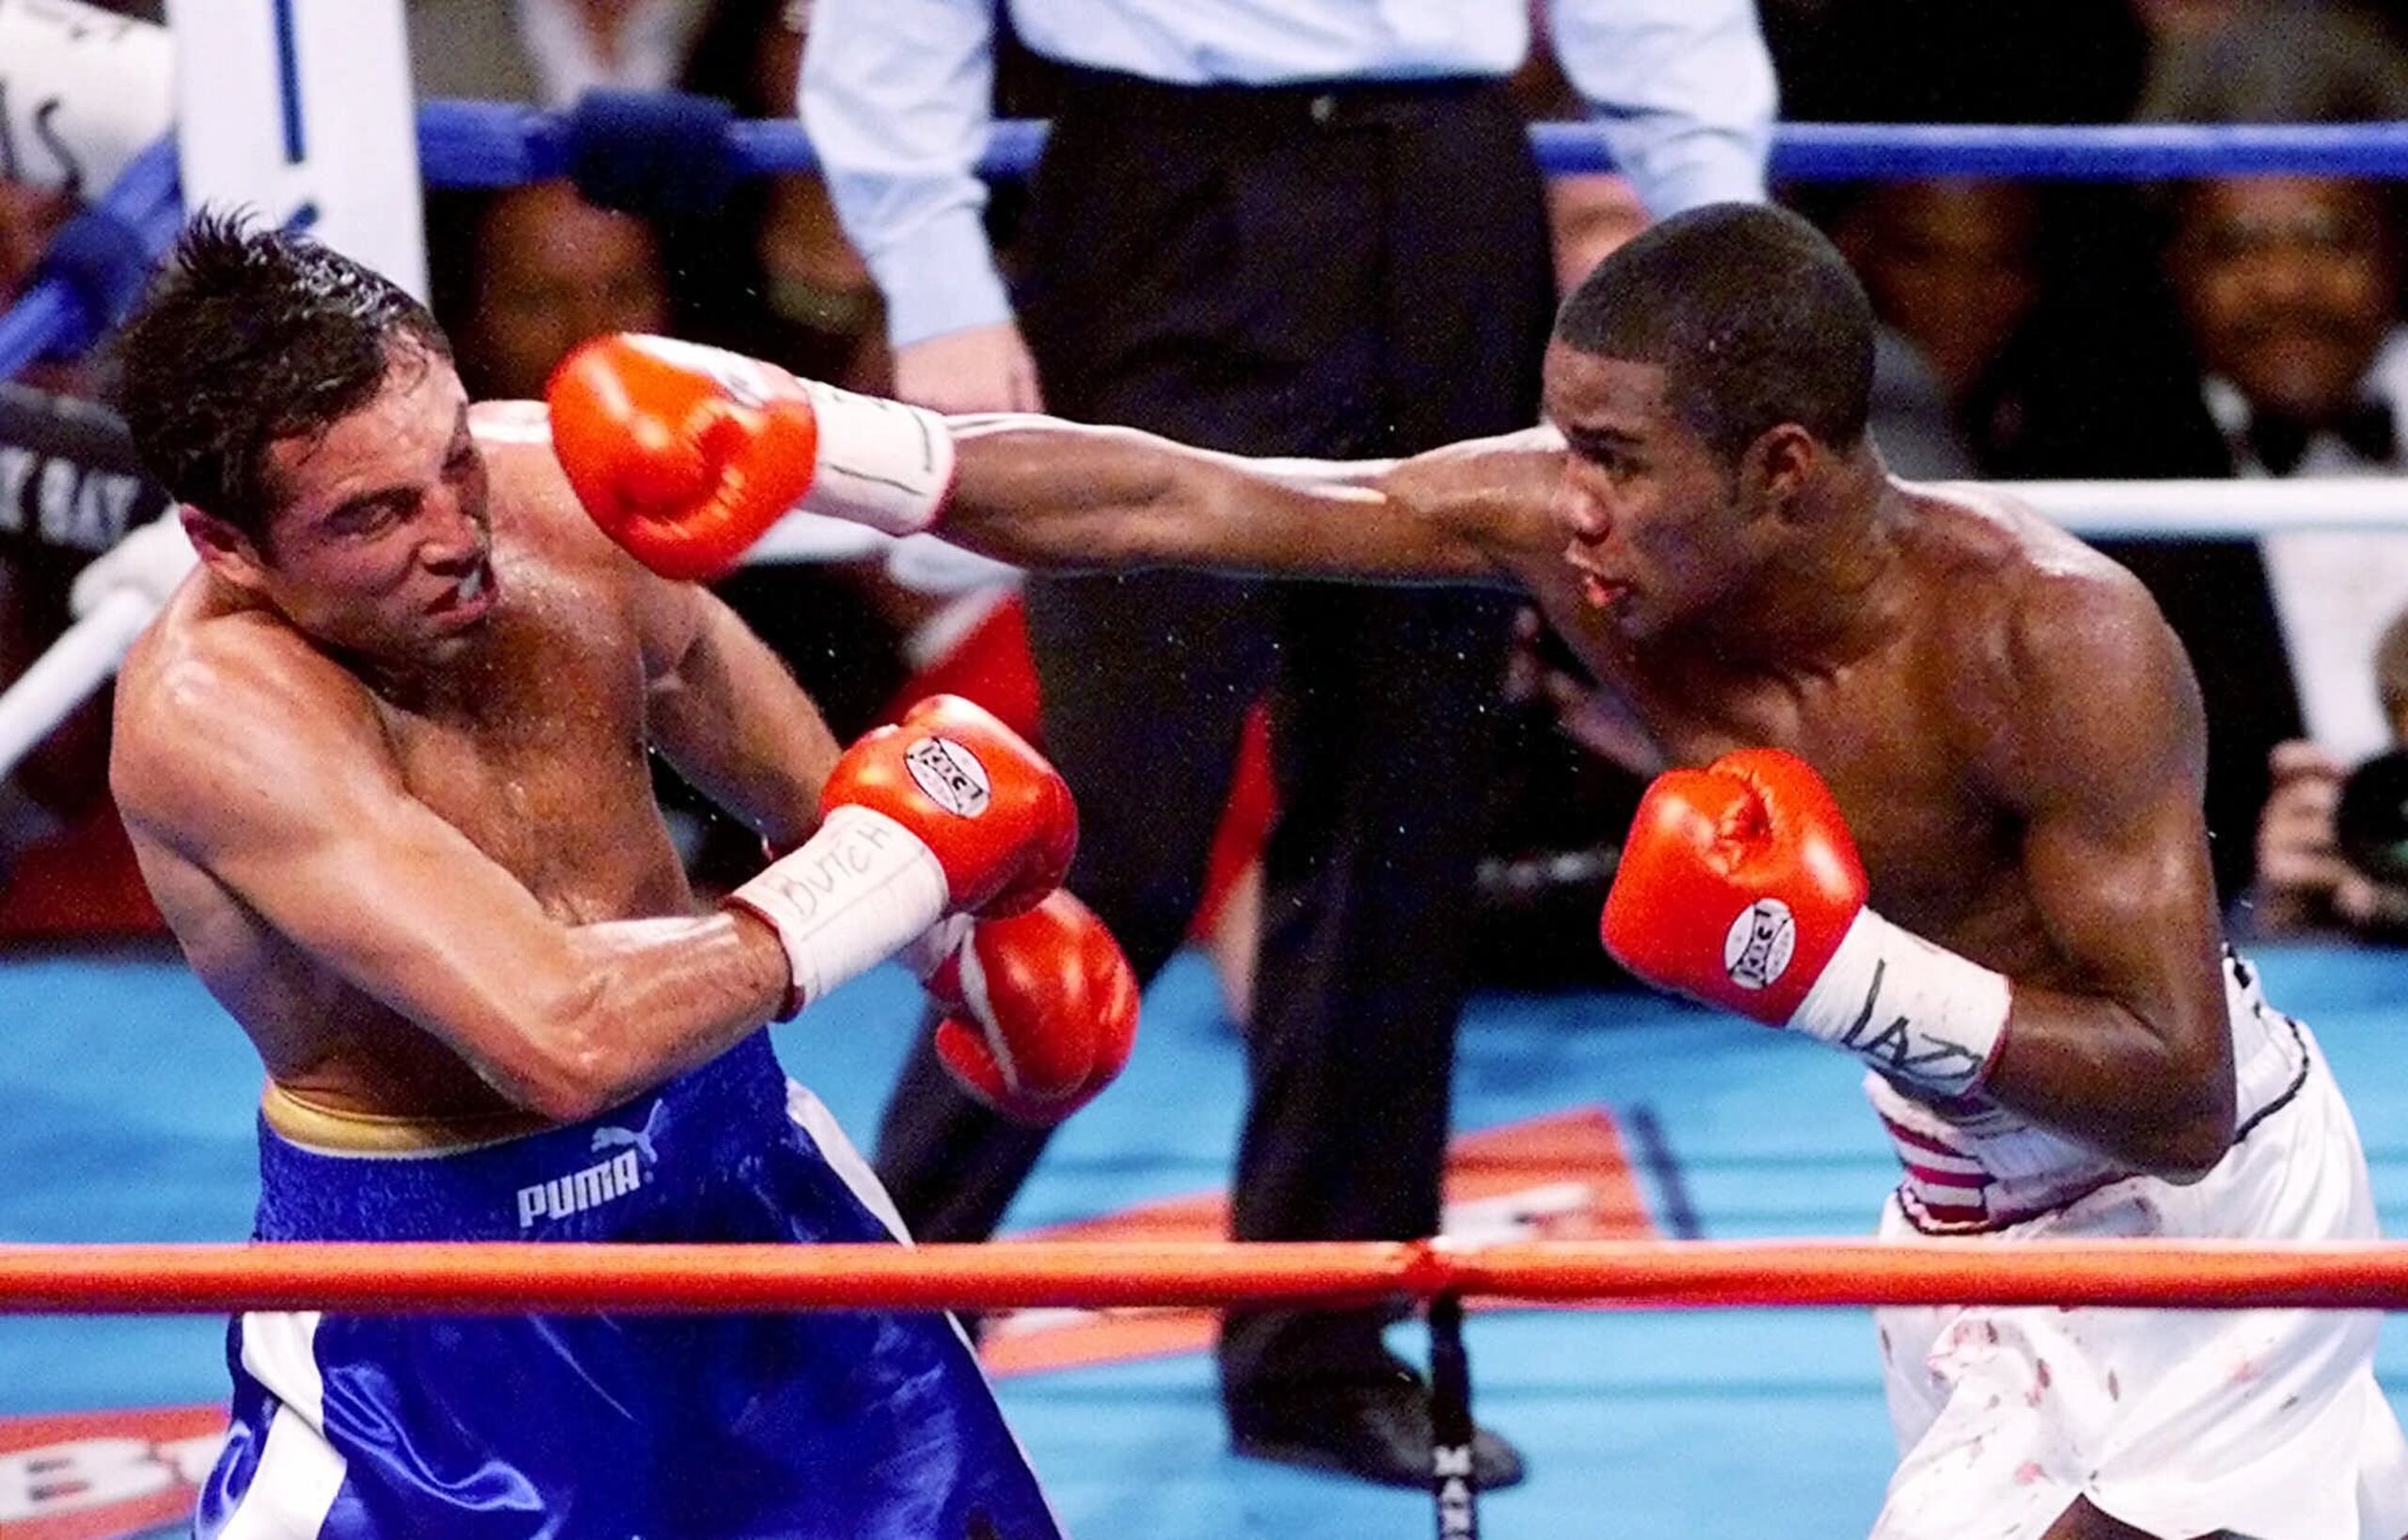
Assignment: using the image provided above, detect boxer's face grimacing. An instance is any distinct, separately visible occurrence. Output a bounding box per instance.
[254,347,498,663]
[1542,339,1763,643]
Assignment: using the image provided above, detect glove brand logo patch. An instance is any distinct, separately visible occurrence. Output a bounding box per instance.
[1723,898,1797,990]
[907,736,992,818]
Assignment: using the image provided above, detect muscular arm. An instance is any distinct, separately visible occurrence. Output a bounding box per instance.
[1970,573,2237,1179]
[929,416,1560,585]
[115,630,792,1122]
[635,568,840,853]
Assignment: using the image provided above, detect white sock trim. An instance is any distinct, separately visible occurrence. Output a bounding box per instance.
[1785,909,2010,1097]
[728,805,950,1012]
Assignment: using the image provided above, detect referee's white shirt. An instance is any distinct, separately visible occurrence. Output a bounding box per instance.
[800,0,1781,347]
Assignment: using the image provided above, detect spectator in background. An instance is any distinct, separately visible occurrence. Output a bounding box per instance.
[1754,0,2194,486]
[1813,177,2192,487]
[426,179,671,401]
[678,0,895,394]
[802,0,1775,1491]
[405,0,722,107]
[404,0,886,389]
[2122,0,2408,915]
[2249,606,2408,941]
[1829,178,2038,463]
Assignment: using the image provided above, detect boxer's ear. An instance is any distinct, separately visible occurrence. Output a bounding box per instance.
[1738,422,1816,519]
[180,503,268,590]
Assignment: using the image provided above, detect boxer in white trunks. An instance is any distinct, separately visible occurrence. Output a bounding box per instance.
[547,201,2408,1538]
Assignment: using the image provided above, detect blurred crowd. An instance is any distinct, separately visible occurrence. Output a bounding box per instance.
[12,0,2408,967]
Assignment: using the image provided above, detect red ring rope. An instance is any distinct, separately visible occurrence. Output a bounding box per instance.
[0,1239,2401,1315]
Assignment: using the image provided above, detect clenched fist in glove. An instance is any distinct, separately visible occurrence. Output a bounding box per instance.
[913,890,1139,1125]
[547,334,955,580]
[1600,748,2010,1098]
[727,694,1076,1018]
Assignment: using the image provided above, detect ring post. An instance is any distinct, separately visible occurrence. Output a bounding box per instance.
[1427,1291,1478,1539]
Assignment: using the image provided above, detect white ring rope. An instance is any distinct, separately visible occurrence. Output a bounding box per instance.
[3,477,2405,786]
[1988,477,2408,537]
[0,588,150,776]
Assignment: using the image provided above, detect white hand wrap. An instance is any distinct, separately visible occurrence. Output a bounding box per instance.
[799,381,955,536]
[895,913,974,982]
[727,806,950,1016]
[1784,910,2010,1098]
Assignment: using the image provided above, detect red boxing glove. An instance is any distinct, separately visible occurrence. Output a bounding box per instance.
[728,695,1076,1016]
[1602,747,1866,1026]
[1601,748,2009,1097]
[921,890,1139,1125]
[547,334,954,582]
[818,694,1075,917]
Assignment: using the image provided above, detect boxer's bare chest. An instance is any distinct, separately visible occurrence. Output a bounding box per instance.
[1649,667,2018,935]
[1538,577,2031,945]
[374,557,684,923]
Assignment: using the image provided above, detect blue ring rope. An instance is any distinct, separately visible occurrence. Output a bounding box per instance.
[18,109,2408,381]
[426,107,2408,184]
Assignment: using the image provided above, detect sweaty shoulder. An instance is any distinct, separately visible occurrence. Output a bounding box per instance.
[1909,484,2199,790]
[470,401,637,579]
[112,583,389,850]
[1914,482,2160,640]
[471,400,707,675]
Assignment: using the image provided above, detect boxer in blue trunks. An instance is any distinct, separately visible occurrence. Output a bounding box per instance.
[97,214,1136,1538]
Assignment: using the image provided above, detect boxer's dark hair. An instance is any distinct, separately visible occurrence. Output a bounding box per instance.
[109,209,452,547]
[1555,201,1875,465]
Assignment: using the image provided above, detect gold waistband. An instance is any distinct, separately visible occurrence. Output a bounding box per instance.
[261,1080,550,1155]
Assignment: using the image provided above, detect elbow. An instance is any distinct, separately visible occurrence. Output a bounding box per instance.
[2141,1109,2237,1185]
[485,987,639,1125]
[503,1056,626,1126]
[2127,1079,2238,1186]
[2093,1008,2237,1183]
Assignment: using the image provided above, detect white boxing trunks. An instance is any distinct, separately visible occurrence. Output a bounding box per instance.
[1868,955,2408,1540]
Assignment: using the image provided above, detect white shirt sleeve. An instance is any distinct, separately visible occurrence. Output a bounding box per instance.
[798,0,1015,348]
[1544,0,1780,215]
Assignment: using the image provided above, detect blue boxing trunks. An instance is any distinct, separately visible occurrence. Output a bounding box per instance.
[194,1032,1061,1539]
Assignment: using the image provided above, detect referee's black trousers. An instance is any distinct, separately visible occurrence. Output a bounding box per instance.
[871,68,1557,1398]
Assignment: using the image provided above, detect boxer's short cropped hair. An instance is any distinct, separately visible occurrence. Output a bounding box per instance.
[1555,201,1875,466]
[108,209,452,547]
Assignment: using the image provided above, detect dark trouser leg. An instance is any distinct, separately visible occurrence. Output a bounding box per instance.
[870,1030,1050,1242]
[1217,583,1515,1392]
[870,569,1273,1240]
[872,88,1298,1240]
[1215,87,1551,1396]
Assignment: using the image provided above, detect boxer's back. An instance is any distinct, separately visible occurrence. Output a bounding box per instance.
[115,416,697,1121]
